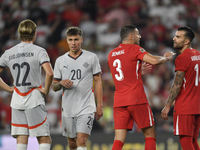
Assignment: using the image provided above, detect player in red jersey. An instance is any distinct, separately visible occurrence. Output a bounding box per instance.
[107,24,175,150]
[161,26,200,150]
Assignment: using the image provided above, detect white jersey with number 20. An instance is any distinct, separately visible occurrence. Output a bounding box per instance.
[54,50,102,117]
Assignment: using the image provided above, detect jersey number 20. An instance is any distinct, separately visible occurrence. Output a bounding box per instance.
[113,59,124,81]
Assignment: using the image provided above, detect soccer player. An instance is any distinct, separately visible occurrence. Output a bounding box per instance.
[107,24,175,150]
[52,27,103,150]
[161,26,200,150]
[0,19,53,150]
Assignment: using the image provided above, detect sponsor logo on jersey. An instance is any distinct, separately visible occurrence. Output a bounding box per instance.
[139,48,146,53]
[83,62,89,68]
[111,50,125,57]
[64,65,69,69]
[45,53,49,59]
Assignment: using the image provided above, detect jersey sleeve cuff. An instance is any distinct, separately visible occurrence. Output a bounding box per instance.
[93,71,102,76]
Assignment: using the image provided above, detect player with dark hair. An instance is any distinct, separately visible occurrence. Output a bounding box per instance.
[108,24,175,150]
[52,27,103,150]
[0,19,53,150]
[161,26,200,150]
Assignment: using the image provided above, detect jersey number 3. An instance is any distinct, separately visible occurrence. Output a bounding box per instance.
[113,59,124,81]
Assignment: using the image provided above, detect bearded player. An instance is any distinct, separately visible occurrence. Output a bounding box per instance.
[161,26,200,150]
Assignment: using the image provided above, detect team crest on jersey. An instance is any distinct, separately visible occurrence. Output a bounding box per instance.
[83,62,89,68]
[45,53,49,59]
[139,48,146,53]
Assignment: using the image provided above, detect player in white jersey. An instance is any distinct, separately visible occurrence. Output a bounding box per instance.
[0,19,53,150]
[53,27,103,150]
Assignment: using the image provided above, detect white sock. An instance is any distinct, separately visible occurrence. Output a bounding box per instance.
[39,143,51,150]
[17,144,27,150]
[77,147,87,150]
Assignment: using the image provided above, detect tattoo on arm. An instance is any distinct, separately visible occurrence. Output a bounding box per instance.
[166,71,185,106]
[52,82,62,91]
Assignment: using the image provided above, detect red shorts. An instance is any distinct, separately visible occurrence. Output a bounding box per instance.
[173,114,200,137]
[113,103,155,131]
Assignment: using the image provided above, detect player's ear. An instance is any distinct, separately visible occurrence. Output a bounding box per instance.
[81,37,83,43]
[129,33,134,41]
[185,39,190,45]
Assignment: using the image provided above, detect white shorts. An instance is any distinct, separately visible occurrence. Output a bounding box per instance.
[11,105,50,138]
[62,113,95,138]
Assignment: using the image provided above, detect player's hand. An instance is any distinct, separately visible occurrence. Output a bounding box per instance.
[161,105,171,121]
[9,86,14,93]
[141,62,152,75]
[164,52,176,60]
[60,79,73,89]
[95,105,103,120]
[36,88,46,97]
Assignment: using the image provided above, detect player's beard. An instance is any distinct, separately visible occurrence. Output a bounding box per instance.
[173,43,183,54]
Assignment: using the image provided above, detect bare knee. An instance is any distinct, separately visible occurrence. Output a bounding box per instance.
[68,138,77,150]
[77,133,89,147]
[77,136,87,147]
[17,135,29,144]
[142,126,156,138]
[114,129,127,143]
[37,136,52,144]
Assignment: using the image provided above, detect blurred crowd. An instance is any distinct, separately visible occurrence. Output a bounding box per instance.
[0,0,200,134]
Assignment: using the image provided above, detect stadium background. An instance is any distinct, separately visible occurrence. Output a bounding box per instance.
[0,0,200,149]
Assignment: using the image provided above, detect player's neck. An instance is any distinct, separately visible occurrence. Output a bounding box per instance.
[179,45,191,54]
[69,49,82,58]
[22,41,32,44]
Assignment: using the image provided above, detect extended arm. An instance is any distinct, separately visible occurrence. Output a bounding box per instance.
[0,68,13,93]
[143,52,175,65]
[93,74,103,120]
[161,71,185,120]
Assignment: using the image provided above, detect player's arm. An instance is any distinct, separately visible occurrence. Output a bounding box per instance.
[93,74,103,120]
[161,70,185,120]
[0,68,14,93]
[52,80,62,91]
[143,52,176,65]
[39,62,54,95]
[141,62,152,75]
[52,79,73,91]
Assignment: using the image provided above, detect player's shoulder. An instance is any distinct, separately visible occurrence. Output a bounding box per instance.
[56,52,69,61]
[4,43,21,53]
[82,49,96,55]
[82,49,98,58]
[31,44,46,52]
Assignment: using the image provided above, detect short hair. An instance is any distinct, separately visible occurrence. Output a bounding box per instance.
[177,26,195,42]
[66,27,83,37]
[120,25,137,41]
[18,19,36,41]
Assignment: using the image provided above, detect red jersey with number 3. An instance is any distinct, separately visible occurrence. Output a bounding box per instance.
[108,44,148,108]
[174,48,200,115]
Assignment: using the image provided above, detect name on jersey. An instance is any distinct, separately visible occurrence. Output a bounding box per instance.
[191,55,200,61]
[9,52,34,61]
[111,50,125,57]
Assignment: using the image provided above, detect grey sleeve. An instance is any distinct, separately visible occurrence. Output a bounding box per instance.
[38,49,50,65]
[54,58,62,80]
[92,54,102,76]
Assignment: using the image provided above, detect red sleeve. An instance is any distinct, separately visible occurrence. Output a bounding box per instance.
[175,54,188,72]
[131,45,148,61]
